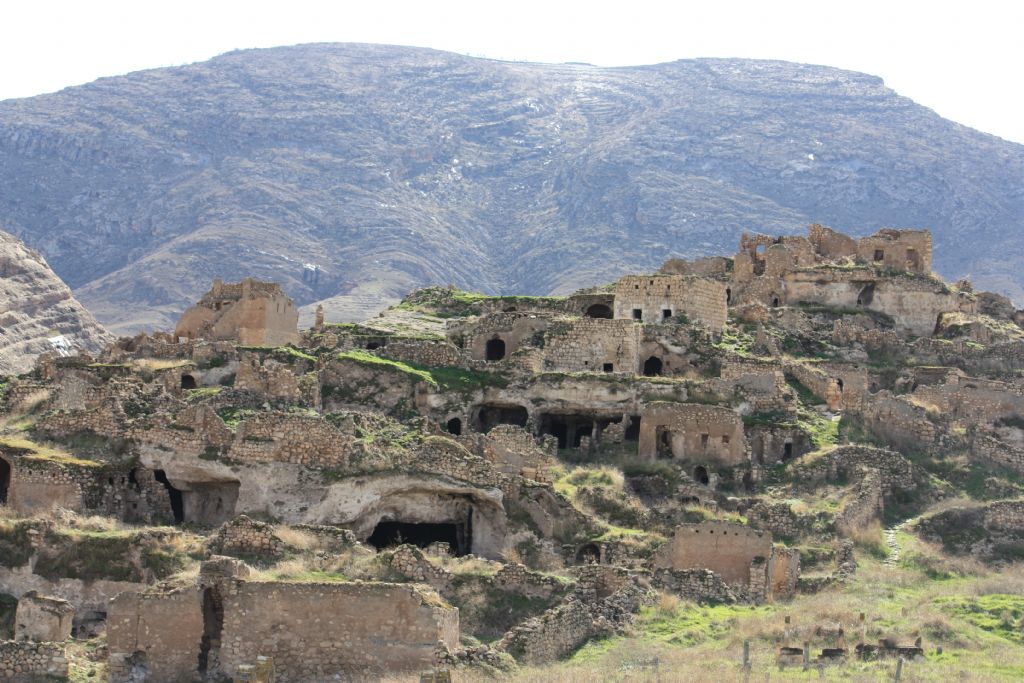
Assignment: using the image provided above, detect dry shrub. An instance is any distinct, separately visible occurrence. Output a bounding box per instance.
[273,526,323,551]
[656,591,680,616]
[849,520,888,559]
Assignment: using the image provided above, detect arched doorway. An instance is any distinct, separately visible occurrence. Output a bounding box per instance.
[446,417,462,436]
[485,338,506,361]
[771,296,780,308]
[584,303,613,319]
[0,456,10,505]
[693,465,710,485]
[726,287,732,305]
[575,543,601,564]
[153,470,185,524]
[643,356,663,377]
[180,374,197,390]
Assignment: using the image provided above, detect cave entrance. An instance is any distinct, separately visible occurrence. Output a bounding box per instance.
[180,374,197,390]
[0,457,9,505]
[856,283,875,306]
[694,465,710,485]
[782,442,794,462]
[197,587,224,676]
[446,417,462,436]
[153,470,184,524]
[584,303,613,319]
[624,416,641,442]
[656,427,674,458]
[539,413,615,450]
[575,543,601,564]
[485,338,506,361]
[368,520,469,556]
[475,404,528,433]
[643,356,663,377]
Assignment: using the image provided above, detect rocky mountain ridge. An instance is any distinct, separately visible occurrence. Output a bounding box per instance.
[0,43,1021,333]
[0,229,112,374]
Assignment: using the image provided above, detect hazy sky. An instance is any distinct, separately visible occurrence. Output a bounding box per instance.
[3,0,1023,144]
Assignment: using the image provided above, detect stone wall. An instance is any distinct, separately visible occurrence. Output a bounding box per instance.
[107,586,204,683]
[233,353,303,401]
[856,229,933,274]
[380,340,465,368]
[612,275,728,333]
[651,568,737,603]
[791,445,921,496]
[207,515,286,561]
[855,392,939,453]
[228,413,354,467]
[835,470,884,536]
[0,453,85,513]
[13,592,74,642]
[638,402,747,465]
[496,573,649,665]
[174,278,299,346]
[219,582,458,681]
[971,433,1024,474]
[541,318,642,374]
[0,641,68,681]
[652,522,772,586]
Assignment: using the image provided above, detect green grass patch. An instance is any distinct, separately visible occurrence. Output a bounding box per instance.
[0,436,103,468]
[935,594,1024,644]
[337,350,507,393]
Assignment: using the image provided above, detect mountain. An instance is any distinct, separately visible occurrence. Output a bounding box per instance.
[0,43,1021,334]
[0,228,112,374]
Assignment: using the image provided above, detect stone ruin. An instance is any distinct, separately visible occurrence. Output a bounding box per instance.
[174,277,299,346]
[1,222,1023,678]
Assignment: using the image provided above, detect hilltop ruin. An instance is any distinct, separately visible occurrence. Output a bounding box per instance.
[2,225,1024,681]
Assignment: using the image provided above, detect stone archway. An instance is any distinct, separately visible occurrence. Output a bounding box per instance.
[180,374,197,390]
[693,465,710,485]
[584,303,613,319]
[643,356,663,377]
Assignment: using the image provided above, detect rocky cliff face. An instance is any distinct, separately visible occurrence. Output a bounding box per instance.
[0,43,1021,333]
[0,229,112,374]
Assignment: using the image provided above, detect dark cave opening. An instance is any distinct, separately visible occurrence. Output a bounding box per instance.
[367,520,469,556]
[153,469,185,524]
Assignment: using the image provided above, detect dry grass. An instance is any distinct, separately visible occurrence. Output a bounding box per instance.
[273,526,326,551]
[849,520,889,560]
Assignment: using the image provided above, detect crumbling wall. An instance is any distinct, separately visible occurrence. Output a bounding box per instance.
[835,470,885,536]
[380,340,465,368]
[652,522,772,586]
[228,413,353,467]
[107,587,204,683]
[612,275,728,333]
[207,516,286,561]
[234,353,303,401]
[855,392,939,452]
[808,224,857,260]
[541,318,641,374]
[638,402,747,465]
[219,582,458,681]
[0,641,68,681]
[174,278,299,346]
[0,454,85,513]
[856,229,933,274]
[14,592,74,642]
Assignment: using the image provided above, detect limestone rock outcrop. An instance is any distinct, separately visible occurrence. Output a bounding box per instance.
[0,229,112,374]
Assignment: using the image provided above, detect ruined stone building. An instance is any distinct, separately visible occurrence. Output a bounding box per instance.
[1,222,1023,679]
[174,278,299,346]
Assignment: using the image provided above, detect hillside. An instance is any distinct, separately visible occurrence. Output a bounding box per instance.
[0,228,112,374]
[0,43,1021,333]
